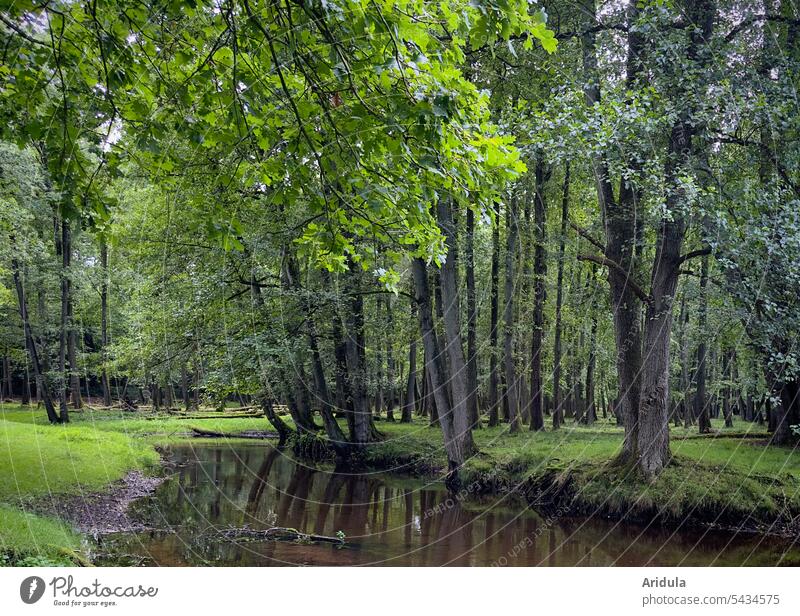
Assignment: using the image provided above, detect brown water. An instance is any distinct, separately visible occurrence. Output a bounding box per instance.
[95,444,799,566]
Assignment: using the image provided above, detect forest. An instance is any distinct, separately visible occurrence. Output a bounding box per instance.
[1,0,799,567]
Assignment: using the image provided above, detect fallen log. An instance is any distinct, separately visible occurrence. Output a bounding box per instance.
[145,412,262,421]
[190,426,278,440]
[673,431,771,441]
[220,526,345,545]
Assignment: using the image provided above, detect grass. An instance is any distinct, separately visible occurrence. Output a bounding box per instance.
[0,415,159,500]
[367,415,800,532]
[0,505,82,566]
[1,400,799,563]
[0,403,163,565]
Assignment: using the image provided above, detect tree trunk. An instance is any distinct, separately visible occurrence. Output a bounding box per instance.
[412,257,467,489]
[552,162,569,430]
[677,293,693,427]
[529,154,547,431]
[585,310,598,425]
[342,263,378,446]
[331,310,352,427]
[181,364,190,410]
[384,296,396,422]
[503,198,520,432]
[487,206,501,427]
[401,302,416,423]
[3,356,12,400]
[100,240,112,407]
[723,349,734,428]
[770,376,799,445]
[22,363,31,405]
[465,207,480,428]
[695,254,712,433]
[11,254,58,422]
[279,245,319,433]
[435,200,476,453]
[57,218,71,422]
[307,314,350,456]
[581,0,643,460]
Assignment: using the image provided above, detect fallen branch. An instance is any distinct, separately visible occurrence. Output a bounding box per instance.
[219,526,345,545]
[146,412,262,421]
[190,426,278,440]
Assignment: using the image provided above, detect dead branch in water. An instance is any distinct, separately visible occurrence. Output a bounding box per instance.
[219,526,345,545]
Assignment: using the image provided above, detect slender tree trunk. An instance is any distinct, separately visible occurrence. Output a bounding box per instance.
[465,208,480,428]
[487,207,501,427]
[375,311,385,418]
[384,296,396,422]
[553,161,570,430]
[677,293,693,427]
[3,356,12,400]
[585,311,598,425]
[11,254,58,422]
[307,314,350,455]
[503,198,520,432]
[279,245,318,433]
[261,397,291,448]
[342,263,378,446]
[22,363,31,405]
[435,200,476,453]
[723,349,734,428]
[57,218,71,422]
[529,154,547,431]
[401,302,416,423]
[552,162,569,430]
[695,254,711,433]
[331,312,352,425]
[412,257,466,490]
[181,364,190,410]
[100,240,112,407]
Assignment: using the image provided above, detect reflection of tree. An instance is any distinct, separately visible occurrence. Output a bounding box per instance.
[403,489,413,548]
[314,473,346,535]
[246,449,280,516]
[276,465,315,525]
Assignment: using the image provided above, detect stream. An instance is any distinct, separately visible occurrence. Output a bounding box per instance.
[94,444,799,566]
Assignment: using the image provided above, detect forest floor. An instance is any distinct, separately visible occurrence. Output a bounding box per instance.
[1,402,799,564]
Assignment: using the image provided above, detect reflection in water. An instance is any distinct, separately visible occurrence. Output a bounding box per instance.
[97,444,800,566]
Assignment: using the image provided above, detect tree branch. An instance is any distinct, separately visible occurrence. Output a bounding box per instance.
[577,253,652,306]
[724,14,800,43]
[570,221,606,254]
[677,246,711,266]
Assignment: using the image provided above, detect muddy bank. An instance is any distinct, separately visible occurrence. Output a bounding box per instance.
[33,471,166,537]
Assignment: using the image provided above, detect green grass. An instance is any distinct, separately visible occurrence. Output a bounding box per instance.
[0,403,163,565]
[0,416,159,500]
[0,505,82,566]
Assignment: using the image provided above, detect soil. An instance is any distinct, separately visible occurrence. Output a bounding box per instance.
[33,471,166,537]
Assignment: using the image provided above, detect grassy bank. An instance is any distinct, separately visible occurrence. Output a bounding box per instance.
[2,401,799,564]
[0,402,276,564]
[367,418,800,535]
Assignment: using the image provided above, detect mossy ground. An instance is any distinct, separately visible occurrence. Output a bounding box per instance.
[1,401,799,564]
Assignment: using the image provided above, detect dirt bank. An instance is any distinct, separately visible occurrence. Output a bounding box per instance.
[33,471,166,537]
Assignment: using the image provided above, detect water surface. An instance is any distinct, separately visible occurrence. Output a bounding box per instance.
[95,444,799,566]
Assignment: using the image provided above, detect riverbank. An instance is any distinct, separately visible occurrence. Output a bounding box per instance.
[0,403,278,564]
[365,419,800,538]
[1,402,799,565]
